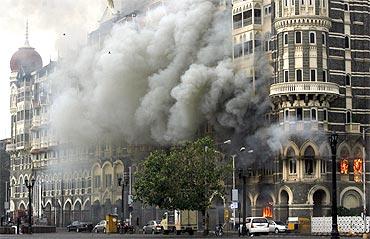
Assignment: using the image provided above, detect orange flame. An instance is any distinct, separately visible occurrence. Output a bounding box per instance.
[340,159,349,174]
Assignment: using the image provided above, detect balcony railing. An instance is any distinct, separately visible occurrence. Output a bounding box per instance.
[270,82,340,96]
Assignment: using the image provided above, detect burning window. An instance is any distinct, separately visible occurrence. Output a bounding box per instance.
[263,206,273,218]
[340,159,349,174]
[353,159,363,183]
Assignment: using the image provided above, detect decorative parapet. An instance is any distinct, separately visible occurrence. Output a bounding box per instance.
[274,16,331,32]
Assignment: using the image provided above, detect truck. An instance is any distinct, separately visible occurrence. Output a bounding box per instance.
[160,210,198,235]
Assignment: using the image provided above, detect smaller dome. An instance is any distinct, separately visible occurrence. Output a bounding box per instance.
[10,46,43,73]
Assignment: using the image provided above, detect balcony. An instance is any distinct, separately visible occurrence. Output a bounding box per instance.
[270,82,340,97]
[31,140,41,153]
[345,123,361,134]
[32,116,41,128]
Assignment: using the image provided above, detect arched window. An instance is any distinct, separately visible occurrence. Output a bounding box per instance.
[309,32,316,44]
[287,148,296,174]
[296,69,303,81]
[311,109,317,121]
[295,31,302,44]
[346,111,351,123]
[344,3,349,11]
[345,36,350,49]
[284,33,288,45]
[322,32,327,45]
[285,109,289,121]
[304,146,315,175]
[284,70,289,82]
[345,74,351,86]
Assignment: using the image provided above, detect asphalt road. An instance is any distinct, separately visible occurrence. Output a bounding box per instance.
[0,231,365,239]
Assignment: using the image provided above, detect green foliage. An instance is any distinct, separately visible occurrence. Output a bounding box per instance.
[134,136,231,212]
[337,206,362,216]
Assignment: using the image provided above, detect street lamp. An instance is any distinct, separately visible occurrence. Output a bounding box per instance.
[25,178,35,234]
[238,169,247,236]
[118,173,129,228]
[224,140,254,232]
[329,132,339,239]
[362,127,369,234]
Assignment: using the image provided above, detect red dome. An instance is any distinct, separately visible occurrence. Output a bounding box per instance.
[10,46,43,73]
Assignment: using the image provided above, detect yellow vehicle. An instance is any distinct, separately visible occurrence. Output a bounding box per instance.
[161,210,198,235]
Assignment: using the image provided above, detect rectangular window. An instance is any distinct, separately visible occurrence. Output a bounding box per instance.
[289,159,297,174]
[105,174,112,187]
[323,70,327,82]
[322,32,326,45]
[297,108,303,121]
[243,10,252,26]
[233,43,243,58]
[284,33,288,45]
[284,70,289,82]
[94,176,101,188]
[320,160,327,173]
[285,110,289,121]
[295,31,302,44]
[243,40,254,55]
[309,32,316,44]
[296,69,302,81]
[305,158,314,175]
[310,69,316,81]
[311,108,317,120]
[233,13,242,29]
[254,9,261,24]
[323,109,327,121]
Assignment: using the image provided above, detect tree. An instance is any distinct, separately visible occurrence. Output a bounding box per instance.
[134,136,231,234]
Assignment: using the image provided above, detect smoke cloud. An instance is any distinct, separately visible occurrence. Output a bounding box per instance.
[50,0,276,148]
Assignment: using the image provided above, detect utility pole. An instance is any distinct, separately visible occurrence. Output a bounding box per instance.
[329,132,339,239]
[362,128,369,234]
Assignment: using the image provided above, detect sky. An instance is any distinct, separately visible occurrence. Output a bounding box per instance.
[0,0,106,139]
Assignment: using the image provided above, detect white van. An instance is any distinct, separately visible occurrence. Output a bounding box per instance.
[239,217,269,236]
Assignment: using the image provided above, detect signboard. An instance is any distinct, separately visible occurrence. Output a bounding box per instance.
[128,194,133,205]
[230,202,238,209]
[232,189,238,202]
[4,202,9,210]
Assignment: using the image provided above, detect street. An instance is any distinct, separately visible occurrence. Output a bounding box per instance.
[0,231,365,239]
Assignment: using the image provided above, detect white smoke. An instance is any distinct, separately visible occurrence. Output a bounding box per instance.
[50,0,274,146]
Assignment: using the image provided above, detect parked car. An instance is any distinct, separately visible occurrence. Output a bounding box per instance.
[66,221,93,232]
[93,220,107,233]
[239,217,269,236]
[142,220,163,234]
[119,221,136,234]
[269,220,287,233]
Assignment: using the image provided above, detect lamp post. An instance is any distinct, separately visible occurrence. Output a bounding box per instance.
[118,173,129,227]
[329,132,339,239]
[238,169,247,236]
[362,128,369,234]
[224,140,254,232]
[25,178,35,234]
